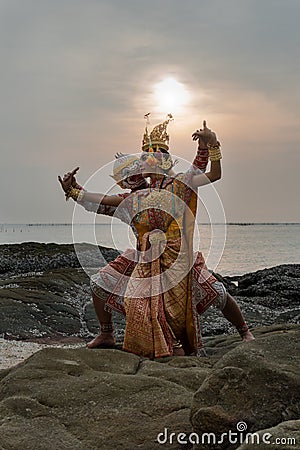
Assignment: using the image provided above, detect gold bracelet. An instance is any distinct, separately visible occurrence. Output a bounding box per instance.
[208,143,222,161]
[207,143,221,150]
[209,152,222,162]
[65,186,83,202]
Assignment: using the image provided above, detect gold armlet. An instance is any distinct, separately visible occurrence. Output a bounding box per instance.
[208,143,222,162]
[65,186,84,202]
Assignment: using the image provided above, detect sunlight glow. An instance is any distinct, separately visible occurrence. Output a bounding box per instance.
[153,77,190,114]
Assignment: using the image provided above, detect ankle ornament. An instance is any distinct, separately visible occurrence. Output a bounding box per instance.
[172,341,183,349]
[100,322,114,333]
[236,322,249,337]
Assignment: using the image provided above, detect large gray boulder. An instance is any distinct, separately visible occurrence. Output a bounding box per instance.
[191,325,300,449]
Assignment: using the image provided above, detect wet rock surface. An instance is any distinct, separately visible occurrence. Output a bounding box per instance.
[0,243,124,341]
[0,242,119,278]
[202,264,299,336]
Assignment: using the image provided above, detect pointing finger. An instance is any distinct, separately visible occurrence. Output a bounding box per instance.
[71,167,80,176]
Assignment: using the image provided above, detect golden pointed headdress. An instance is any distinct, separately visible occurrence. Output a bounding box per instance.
[142,113,173,152]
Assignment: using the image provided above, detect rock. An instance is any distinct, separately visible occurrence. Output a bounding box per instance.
[0,348,198,450]
[0,266,126,341]
[0,325,299,449]
[0,401,84,450]
[138,357,212,392]
[0,268,90,339]
[202,264,300,337]
[191,325,300,449]
[0,242,119,277]
[0,243,125,341]
[1,243,300,449]
[202,323,298,359]
[229,264,299,304]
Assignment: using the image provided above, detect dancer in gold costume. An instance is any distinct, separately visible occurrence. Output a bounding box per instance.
[59,117,254,358]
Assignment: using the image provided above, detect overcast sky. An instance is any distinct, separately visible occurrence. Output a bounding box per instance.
[0,0,299,224]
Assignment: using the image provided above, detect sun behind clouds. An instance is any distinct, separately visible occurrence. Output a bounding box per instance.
[153,77,190,114]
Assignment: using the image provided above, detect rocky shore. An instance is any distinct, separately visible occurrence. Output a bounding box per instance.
[0,243,299,449]
[0,243,299,342]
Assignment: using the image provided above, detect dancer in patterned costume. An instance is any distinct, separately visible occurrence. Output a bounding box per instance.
[116,118,222,357]
[59,119,254,357]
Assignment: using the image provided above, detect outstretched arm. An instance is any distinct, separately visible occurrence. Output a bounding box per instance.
[79,191,123,206]
[58,168,121,215]
[58,167,123,207]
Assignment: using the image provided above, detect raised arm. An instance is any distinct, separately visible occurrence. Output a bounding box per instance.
[191,123,222,188]
[191,156,222,187]
[191,120,210,172]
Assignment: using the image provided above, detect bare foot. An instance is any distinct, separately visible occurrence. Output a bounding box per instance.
[242,331,255,342]
[173,347,185,356]
[86,333,116,349]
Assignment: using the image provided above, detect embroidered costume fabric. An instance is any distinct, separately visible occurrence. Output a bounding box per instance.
[87,183,221,357]
[112,172,217,358]
[85,145,223,357]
